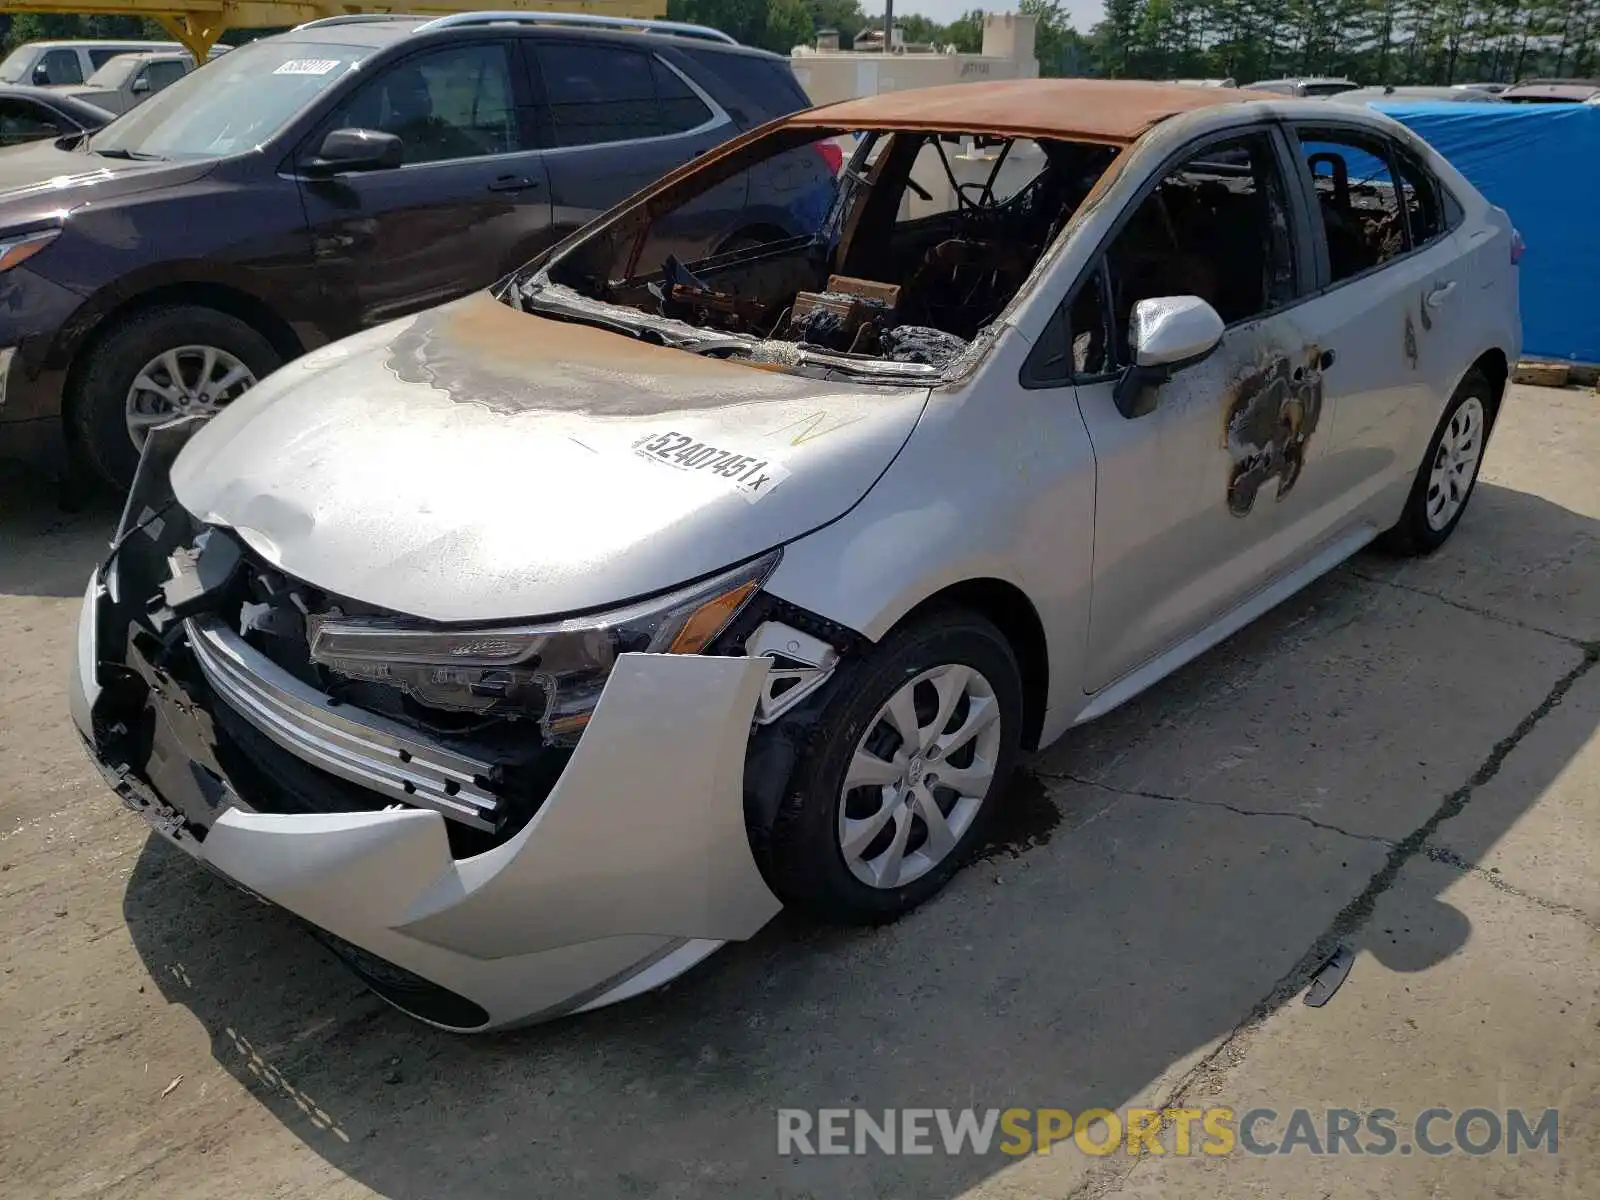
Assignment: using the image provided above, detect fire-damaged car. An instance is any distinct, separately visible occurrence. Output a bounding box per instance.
[70,80,1521,1031]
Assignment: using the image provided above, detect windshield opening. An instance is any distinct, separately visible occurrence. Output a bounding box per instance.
[519,125,1119,376]
[88,39,370,160]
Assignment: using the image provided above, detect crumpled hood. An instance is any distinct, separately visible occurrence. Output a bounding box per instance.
[172,292,929,622]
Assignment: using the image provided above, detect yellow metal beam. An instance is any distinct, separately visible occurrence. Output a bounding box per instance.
[0,1,671,63]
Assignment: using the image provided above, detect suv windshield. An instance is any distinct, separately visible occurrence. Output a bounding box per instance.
[89,39,370,160]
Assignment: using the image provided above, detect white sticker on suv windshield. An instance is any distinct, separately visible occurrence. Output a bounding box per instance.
[274,59,341,76]
[633,431,791,503]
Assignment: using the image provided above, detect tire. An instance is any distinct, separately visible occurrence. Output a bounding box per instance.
[72,305,282,490]
[757,610,1024,925]
[1378,368,1496,557]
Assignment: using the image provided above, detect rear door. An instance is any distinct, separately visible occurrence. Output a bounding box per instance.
[296,37,553,335]
[1265,122,1470,547]
[527,37,748,257]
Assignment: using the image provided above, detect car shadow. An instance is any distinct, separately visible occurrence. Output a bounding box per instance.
[119,482,1597,1199]
[0,465,118,599]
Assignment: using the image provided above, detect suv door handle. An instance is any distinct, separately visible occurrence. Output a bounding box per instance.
[488,174,539,193]
[1425,281,1457,309]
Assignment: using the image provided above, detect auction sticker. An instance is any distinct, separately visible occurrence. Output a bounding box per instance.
[633,430,791,503]
[274,59,341,76]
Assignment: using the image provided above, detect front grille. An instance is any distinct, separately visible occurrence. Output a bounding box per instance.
[186,615,504,833]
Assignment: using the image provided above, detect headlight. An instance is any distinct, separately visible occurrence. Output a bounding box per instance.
[0,228,58,273]
[306,550,779,741]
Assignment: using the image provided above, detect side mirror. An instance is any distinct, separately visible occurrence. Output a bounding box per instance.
[305,127,403,176]
[131,76,150,94]
[1114,295,1224,418]
[32,63,50,85]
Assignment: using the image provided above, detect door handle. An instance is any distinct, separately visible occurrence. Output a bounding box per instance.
[1424,281,1457,309]
[487,174,539,193]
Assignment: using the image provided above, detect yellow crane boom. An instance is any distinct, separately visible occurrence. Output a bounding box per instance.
[0,1,671,60]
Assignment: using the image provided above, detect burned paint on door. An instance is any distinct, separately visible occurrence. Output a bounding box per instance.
[1222,349,1324,517]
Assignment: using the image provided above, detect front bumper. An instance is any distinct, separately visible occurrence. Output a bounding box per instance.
[71,571,782,1031]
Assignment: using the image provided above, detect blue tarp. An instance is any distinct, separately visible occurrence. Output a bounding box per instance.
[1372,101,1600,364]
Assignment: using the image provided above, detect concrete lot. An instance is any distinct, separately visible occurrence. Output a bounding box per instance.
[0,383,1595,1199]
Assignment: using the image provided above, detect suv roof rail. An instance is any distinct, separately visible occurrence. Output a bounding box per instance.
[292,15,418,31]
[412,11,738,45]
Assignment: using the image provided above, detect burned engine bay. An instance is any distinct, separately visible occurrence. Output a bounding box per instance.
[524,130,1120,374]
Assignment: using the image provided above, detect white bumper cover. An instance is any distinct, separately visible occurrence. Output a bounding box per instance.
[71,580,783,1030]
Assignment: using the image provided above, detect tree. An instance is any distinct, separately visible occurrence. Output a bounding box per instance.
[766,0,814,52]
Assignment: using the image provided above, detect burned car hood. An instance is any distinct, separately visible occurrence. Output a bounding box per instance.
[171,293,930,622]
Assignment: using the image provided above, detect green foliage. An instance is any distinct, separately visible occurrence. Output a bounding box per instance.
[8,4,1596,83]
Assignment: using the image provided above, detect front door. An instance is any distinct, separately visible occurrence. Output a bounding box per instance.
[1072,128,1332,693]
[296,39,553,336]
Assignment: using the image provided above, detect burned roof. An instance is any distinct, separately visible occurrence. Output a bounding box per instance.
[788,78,1269,146]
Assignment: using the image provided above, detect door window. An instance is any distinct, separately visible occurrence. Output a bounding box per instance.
[1392,147,1446,247]
[143,60,189,93]
[0,99,61,145]
[88,48,127,70]
[536,45,711,147]
[38,48,84,85]
[1102,132,1296,357]
[1294,128,1408,284]
[329,43,520,165]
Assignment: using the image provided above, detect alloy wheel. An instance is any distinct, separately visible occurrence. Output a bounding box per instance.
[1425,395,1485,531]
[837,663,1003,889]
[124,344,258,451]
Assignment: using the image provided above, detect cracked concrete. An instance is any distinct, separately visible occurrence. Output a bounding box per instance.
[0,382,1596,1200]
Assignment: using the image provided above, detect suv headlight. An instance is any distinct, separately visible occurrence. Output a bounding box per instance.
[0,228,58,274]
[306,550,779,741]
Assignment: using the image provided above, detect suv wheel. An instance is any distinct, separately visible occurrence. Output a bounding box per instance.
[73,305,281,489]
[756,610,1024,925]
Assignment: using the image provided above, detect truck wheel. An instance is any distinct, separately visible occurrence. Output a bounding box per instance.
[73,305,280,490]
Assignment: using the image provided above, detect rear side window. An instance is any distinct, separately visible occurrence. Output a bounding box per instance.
[88,48,127,69]
[1295,128,1406,284]
[1392,148,1445,245]
[682,48,811,122]
[535,44,712,146]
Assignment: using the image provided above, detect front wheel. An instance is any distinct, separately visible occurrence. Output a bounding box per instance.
[757,610,1024,925]
[1379,369,1495,556]
[72,305,281,490]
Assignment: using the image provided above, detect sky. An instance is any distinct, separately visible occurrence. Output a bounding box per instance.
[856,1,1108,31]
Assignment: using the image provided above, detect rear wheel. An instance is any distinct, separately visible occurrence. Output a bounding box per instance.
[757,610,1023,925]
[72,305,280,490]
[1379,369,1495,556]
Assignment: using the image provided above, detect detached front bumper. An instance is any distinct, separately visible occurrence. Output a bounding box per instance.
[70,571,782,1031]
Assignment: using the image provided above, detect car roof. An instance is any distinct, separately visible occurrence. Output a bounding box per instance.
[1502,81,1600,100]
[788,78,1277,145]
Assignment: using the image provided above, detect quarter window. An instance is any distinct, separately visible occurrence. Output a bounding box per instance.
[1295,129,1407,283]
[536,45,712,147]
[329,44,520,165]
